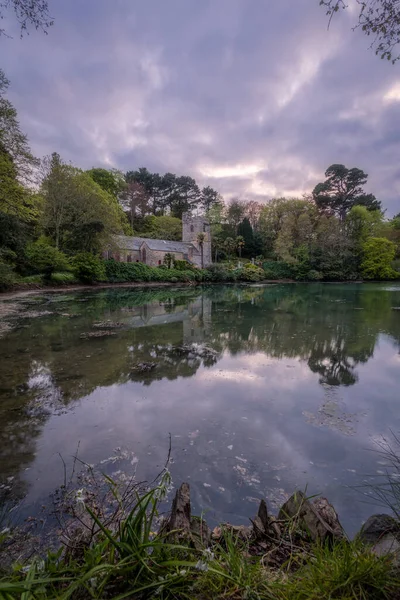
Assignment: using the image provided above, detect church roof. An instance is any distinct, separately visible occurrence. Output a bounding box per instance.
[115,235,200,255]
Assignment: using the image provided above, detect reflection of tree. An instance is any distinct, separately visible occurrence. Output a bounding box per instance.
[1,283,400,499]
[203,283,398,386]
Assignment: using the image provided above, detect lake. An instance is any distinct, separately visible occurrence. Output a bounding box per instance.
[0,283,399,536]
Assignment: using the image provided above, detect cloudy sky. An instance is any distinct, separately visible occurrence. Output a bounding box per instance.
[2,0,399,214]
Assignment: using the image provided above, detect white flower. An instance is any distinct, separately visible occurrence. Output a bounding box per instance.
[202,547,215,561]
[195,560,208,572]
[179,569,187,576]
[75,489,85,506]
[0,527,10,535]
[21,564,32,574]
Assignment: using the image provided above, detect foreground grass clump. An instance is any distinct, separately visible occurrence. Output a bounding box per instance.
[1,472,399,600]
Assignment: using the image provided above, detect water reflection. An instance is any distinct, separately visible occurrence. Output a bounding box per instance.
[0,283,399,532]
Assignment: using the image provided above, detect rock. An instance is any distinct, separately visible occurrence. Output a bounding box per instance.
[372,534,400,567]
[278,491,345,543]
[359,514,400,545]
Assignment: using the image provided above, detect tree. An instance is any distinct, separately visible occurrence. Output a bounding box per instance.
[197,232,205,268]
[236,235,245,258]
[245,200,263,231]
[312,164,382,221]
[320,0,400,63]
[361,237,398,279]
[139,215,182,241]
[163,253,175,269]
[25,237,70,277]
[171,176,200,218]
[226,199,246,235]
[120,180,150,228]
[224,237,236,260]
[346,205,382,252]
[237,218,254,257]
[87,168,126,199]
[0,0,53,36]
[41,154,127,253]
[0,69,37,182]
[200,186,221,212]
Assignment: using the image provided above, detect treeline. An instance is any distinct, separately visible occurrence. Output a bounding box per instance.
[0,69,222,289]
[209,166,400,281]
[1,66,399,290]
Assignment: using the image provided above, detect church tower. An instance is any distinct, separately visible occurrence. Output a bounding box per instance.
[182,213,212,267]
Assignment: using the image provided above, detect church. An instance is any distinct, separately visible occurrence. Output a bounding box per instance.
[107,213,212,268]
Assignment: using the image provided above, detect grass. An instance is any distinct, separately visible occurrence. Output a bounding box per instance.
[1,469,399,600]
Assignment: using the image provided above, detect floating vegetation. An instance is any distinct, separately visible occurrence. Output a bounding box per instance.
[79,330,117,339]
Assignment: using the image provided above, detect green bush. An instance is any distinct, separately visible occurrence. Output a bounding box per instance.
[306,269,323,281]
[105,260,161,282]
[174,259,196,271]
[262,260,296,280]
[50,272,78,285]
[104,260,203,284]
[25,239,70,277]
[73,253,106,283]
[0,260,17,291]
[20,274,43,284]
[361,237,399,280]
[205,264,233,282]
[238,264,265,282]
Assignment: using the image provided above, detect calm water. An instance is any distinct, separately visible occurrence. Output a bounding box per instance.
[0,283,399,535]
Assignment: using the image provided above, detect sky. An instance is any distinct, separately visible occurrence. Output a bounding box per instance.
[2,0,400,215]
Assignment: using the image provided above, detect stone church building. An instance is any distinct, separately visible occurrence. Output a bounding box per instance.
[107,213,212,268]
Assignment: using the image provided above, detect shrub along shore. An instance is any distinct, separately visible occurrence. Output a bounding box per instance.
[2,253,399,295]
[0,473,399,600]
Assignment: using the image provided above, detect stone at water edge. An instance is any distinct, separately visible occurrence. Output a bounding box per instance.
[359,514,400,545]
[359,514,400,565]
[372,534,400,567]
[278,491,345,543]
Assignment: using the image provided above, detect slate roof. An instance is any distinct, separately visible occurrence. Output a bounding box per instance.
[115,235,199,255]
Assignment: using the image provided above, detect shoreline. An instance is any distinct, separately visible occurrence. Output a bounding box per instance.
[0,278,377,301]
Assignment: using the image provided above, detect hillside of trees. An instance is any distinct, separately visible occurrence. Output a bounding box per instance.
[1,67,399,289]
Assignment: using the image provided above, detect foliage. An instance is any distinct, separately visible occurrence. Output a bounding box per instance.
[263,260,296,280]
[135,215,182,241]
[312,164,381,221]
[204,264,234,282]
[361,237,399,280]
[72,253,106,284]
[174,259,195,271]
[223,237,236,259]
[49,271,77,285]
[125,167,220,218]
[0,478,398,600]
[321,0,400,63]
[238,263,265,282]
[87,168,126,199]
[104,260,204,284]
[0,0,53,36]
[41,154,129,253]
[163,252,175,269]
[274,539,399,600]
[0,257,17,291]
[25,238,70,277]
[0,70,38,181]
